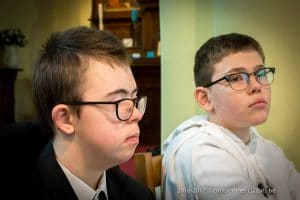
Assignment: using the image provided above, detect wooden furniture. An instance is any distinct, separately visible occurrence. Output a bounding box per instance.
[90,0,161,146]
[134,152,162,195]
[0,67,22,124]
[90,0,160,56]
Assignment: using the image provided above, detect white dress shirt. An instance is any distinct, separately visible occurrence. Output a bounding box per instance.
[57,160,108,200]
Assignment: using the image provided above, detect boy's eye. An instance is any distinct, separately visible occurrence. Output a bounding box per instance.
[126,107,133,113]
[256,69,267,79]
[229,74,245,82]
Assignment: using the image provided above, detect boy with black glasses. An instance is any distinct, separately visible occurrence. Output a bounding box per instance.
[162,33,300,200]
[31,26,152,199]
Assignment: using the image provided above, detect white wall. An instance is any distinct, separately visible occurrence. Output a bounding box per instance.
[160,0,198,144]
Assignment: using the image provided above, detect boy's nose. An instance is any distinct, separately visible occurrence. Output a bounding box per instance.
[128,107,143,122]
[247,75,261,94]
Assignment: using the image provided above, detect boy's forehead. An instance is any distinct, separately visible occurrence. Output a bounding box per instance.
[213,51,264,75]
[80,59,136,98]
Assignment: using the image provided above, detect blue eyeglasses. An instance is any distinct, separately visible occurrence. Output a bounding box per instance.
[204,67,275,91]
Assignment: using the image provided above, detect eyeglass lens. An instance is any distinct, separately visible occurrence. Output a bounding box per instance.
[229,68,274,91]
[117,97,147,121]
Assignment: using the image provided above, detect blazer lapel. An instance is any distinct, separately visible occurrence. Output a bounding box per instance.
[38,142,78,200]
[106,166,125,200]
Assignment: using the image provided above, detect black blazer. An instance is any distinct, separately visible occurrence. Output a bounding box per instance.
[32,143,153,200]
[0,122,153,200]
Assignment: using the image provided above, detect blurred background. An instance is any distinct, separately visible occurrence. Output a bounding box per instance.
[0,0,299,171]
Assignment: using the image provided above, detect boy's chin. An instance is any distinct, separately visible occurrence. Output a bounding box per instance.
[118,146,137,164]
[250,115,269,126]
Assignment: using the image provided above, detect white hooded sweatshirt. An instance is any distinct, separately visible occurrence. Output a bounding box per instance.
[162,115,300,200]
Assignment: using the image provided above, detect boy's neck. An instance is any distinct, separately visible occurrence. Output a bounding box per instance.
[231,129,251,144]
[208,116,250,144]
[53,138,104,189]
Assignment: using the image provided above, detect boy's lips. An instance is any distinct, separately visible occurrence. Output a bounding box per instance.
[249,98,267,108]
[125,133,139,144]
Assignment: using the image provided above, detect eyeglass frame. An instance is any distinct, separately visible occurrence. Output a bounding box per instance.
[204,67,276,91]
[61,96,147,121]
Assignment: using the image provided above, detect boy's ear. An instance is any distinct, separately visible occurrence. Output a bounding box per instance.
[194,87,214,112]
[51,104,75,135]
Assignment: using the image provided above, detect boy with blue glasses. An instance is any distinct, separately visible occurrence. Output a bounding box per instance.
[162,33,300,200]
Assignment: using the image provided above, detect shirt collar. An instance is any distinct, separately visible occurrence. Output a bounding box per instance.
[217,124,258,142]
[57,160,108,200]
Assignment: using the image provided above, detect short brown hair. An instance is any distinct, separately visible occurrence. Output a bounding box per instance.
[194,33,265,87]
[32,26,129,134]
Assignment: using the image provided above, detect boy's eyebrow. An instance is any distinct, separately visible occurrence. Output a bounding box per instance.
[224,65,265,75]
[224,67,247,75]
[105,88,138,98]
[254,64,266,70]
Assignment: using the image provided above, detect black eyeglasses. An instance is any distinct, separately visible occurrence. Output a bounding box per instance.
[62,96,147,121]
[204,67,276,91]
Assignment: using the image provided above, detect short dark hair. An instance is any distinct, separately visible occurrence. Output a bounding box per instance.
[193,33,265,87]
[32,26,129,134]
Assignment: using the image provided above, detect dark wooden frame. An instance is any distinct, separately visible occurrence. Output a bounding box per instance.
[90,0,160,56]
